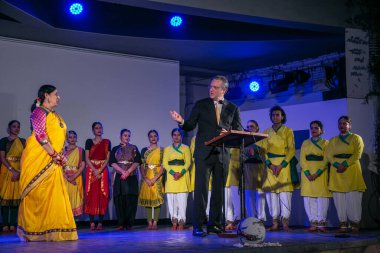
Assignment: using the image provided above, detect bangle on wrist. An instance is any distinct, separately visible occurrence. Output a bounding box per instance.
[50,150,58,158]
[40,139,49,146]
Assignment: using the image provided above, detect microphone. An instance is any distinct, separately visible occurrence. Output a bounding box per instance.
[218,99,246,131]
[236,119,247,132]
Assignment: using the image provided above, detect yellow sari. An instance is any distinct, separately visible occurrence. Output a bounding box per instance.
[138,147,164,207]
[63,147,84,216]
[0,137,24,206]
[17,110,77,241]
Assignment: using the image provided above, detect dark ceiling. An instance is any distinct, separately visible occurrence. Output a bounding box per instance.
[0,0,345,76]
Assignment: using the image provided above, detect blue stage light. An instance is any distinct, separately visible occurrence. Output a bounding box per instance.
[249,81,260,92]
[170,16,183,27]
[70,3,83,15]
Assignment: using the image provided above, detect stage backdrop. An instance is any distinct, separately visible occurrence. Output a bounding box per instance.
[0,37,180,219]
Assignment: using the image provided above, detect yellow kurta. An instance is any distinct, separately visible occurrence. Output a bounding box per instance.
[300,138,332,197]
[189,136,196,192]
[18,110,77,241]
[226,148,240,187]
[0,137,24,206]
[259,125,295,193]
[63,147,84,216]
[326,133,366,193]
[138,147,164,207]
[163,144,191,193]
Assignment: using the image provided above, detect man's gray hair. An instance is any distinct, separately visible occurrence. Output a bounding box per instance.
[212,75,229,89]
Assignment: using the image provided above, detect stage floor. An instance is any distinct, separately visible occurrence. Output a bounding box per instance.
[0,226,379,253]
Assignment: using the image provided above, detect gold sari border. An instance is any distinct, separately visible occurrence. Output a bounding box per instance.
[20,161,54,200]
[138,198,163,207]
[72,205,84,216]
[6,156,21,162]
[90,159,106,165]
[17,226,77,241]
[64,165,79,171]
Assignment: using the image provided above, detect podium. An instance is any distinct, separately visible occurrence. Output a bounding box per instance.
[205,130,268,148]
[205,130,268,228]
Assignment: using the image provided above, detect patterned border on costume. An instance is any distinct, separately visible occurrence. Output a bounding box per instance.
[17,225,77,241]
[17,225,77,235]
[20,161,54,200]
[72,205,84,216]
[138,198,163,207]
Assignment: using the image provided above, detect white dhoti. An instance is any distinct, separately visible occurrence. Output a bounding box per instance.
[225,186,240,222]
[303,197,329,223]
[266,192,292,219]
[245,190,266,221]
[256,192,267,221]
[333,191,363,223]
[166,192,188,223]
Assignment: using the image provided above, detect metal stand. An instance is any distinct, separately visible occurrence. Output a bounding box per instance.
[203,130,268,238]
[239,137,246,220]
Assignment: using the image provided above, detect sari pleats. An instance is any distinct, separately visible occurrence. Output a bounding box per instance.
[17,111,77,241]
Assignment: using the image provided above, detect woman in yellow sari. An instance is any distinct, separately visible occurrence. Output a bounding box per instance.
[63,130,85,217]
[17,85,77,241]
[138,130,164,230]
[0,120,26,233]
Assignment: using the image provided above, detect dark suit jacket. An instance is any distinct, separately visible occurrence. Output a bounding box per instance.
[181,98,242,163]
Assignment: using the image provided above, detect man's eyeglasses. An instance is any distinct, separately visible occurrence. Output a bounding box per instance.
[209,85,223,90]
[247,125,256,128]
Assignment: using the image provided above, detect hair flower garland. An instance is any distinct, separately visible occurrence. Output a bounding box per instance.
[36,97,41,107]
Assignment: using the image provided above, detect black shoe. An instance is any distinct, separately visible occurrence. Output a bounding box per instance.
[192,227,207,237]
[207,225,224,234]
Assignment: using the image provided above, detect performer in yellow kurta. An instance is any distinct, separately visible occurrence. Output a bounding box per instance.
[138,130,164,230]
[259,105,297,231]
[326,116,366,233]
[0,120,25,233]
[224,148,240,230]
[17,85,77,241]
[63,130,85,217]
[163,128,191,230]
[300,121,331,233]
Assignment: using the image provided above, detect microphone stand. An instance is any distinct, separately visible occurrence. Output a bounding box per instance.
[234,119,247,220]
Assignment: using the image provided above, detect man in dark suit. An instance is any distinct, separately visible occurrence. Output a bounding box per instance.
[170,75,242,237]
